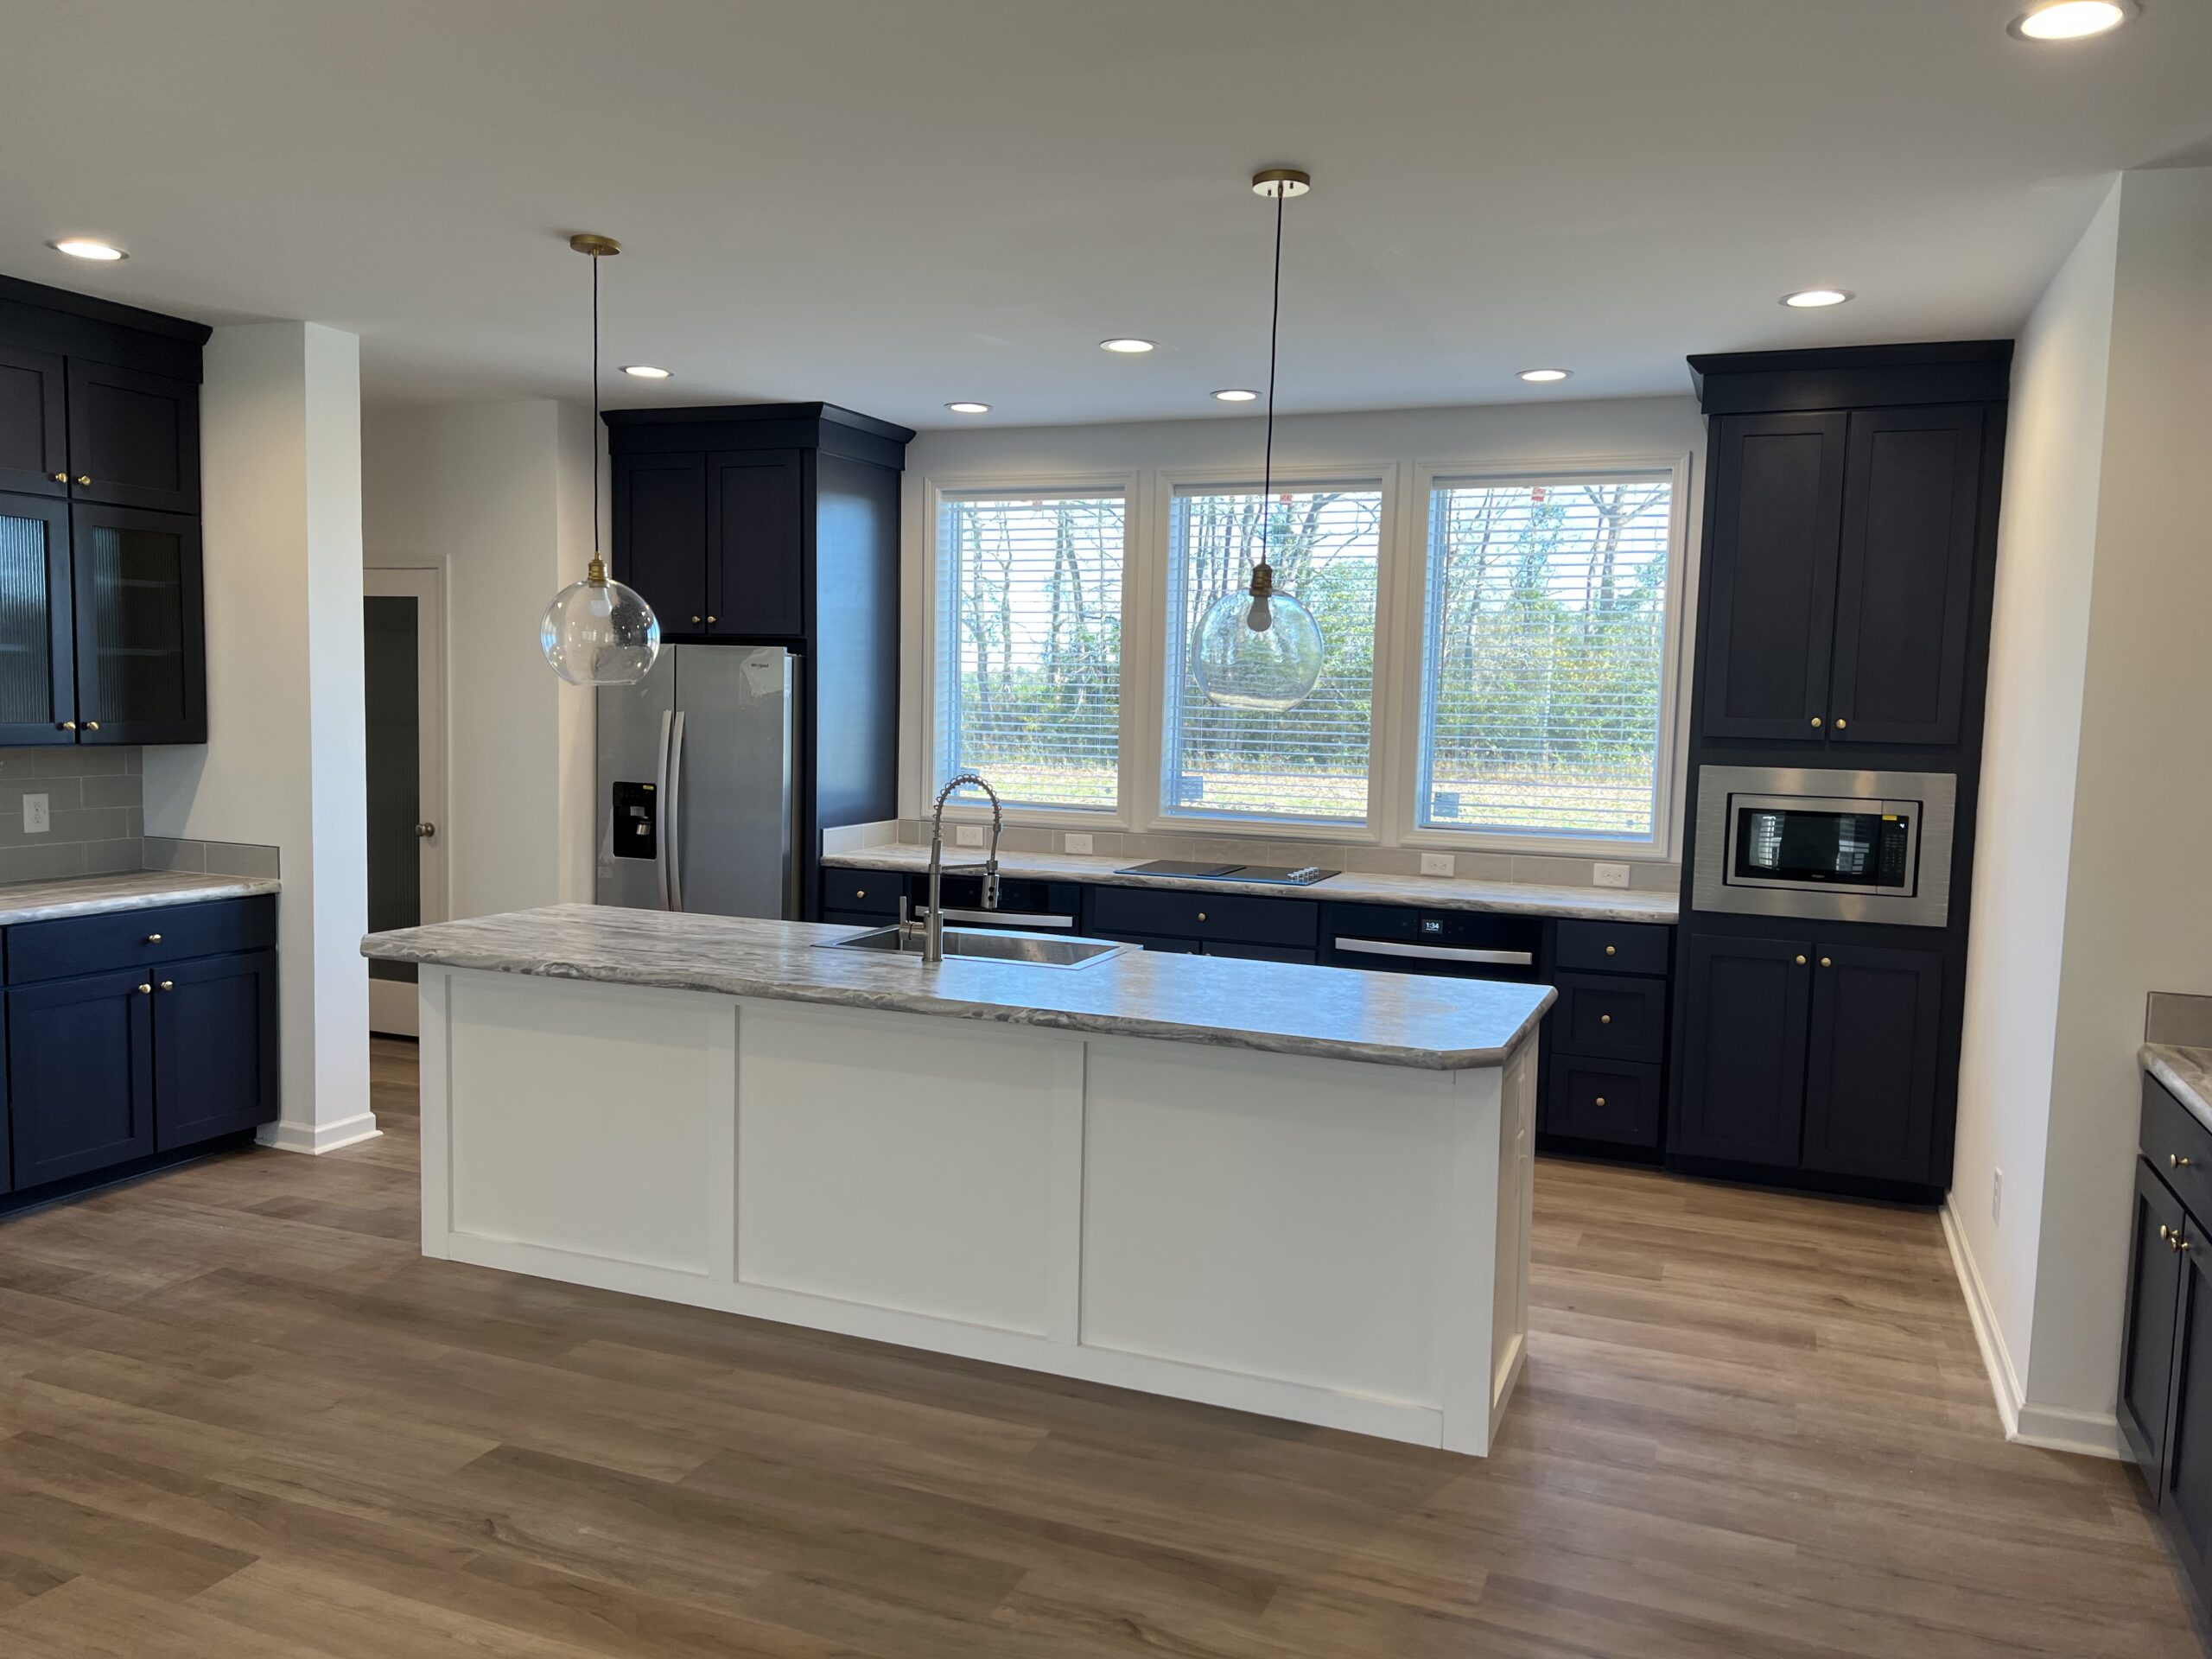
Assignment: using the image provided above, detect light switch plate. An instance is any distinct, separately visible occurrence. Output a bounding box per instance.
[955,823,986,847]
[22,792,48,835]
[1065,832,1094,855]
[1419,852,1455,876]
[1592,861,1631,889]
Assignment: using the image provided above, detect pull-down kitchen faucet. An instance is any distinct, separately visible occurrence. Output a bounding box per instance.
[921,772,1002,963]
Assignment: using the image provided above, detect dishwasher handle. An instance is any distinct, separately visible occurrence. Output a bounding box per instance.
[1332,937,1535,967]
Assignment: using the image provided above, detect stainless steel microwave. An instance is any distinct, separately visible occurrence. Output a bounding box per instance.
[1690,766,1956,927]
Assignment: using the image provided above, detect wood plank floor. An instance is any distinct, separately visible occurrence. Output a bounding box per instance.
[0,1037,2198,1657]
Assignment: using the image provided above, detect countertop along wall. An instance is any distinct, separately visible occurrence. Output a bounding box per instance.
[898,396,1707,865]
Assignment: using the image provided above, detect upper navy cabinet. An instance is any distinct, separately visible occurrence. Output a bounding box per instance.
[608,435,815,642]
[0,275,209,747]
[0,344,67,496]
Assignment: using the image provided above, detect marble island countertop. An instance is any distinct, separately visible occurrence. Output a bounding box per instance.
[0,870,281,926]
[362,904,1556,1071]
[2144,1044,2212,1133]
[822,844,1679,924]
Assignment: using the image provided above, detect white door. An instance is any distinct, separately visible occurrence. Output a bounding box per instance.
[364,566,448,1037]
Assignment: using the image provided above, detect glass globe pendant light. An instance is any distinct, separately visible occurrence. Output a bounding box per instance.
[542,233,662,686]
[1192,168,1325,715]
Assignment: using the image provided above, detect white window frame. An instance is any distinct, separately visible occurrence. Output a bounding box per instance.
[1144,462,1400,842]
[913,470,1142,830]
[1390,454,1694,861]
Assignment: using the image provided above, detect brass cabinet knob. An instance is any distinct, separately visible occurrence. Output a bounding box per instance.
[2162,1224,2174,1241]
[136,983,152,995]
[2183,1236,2195,1254]
[1196,912,1208,923]
[145,932,162,944]
[50,472,67,483]
[706,615,718,624]
[1795,955,1807,966]
[84,721,99,732]
[2173,1154,2195,1170]
[1599,1014,1612,1025]
[76,475,91,486]
[855,890,865,899]
[690,614,702,624]
[1834,718,1848,731]
[1820,956,1833,968]
[1594,1096,1607,1108]
[59,721,75,731]
[1810,716,1823,728]
[158,980,174,992]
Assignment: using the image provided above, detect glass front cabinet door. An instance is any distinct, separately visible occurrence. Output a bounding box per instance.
[69,504,205,745]
[0,493,76,745]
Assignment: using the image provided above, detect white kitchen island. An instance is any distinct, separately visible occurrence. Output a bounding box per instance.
[361,906,1552,1454]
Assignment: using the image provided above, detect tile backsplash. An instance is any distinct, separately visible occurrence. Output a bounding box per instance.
[0,747,281,886]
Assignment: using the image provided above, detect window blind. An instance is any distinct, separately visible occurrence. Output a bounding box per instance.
[937,493,1123,811]
[1163,485,1382,824]
[1419,475,1673,838]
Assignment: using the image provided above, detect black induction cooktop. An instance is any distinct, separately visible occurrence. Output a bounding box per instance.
[1116,860,1338,887]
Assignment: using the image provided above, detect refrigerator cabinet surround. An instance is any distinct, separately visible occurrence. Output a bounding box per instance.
[597,645,799,919]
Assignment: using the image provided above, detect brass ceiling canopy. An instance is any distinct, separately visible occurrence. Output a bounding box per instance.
[568,232,621,257]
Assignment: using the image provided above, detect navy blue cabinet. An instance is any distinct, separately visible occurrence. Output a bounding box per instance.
[7,966,156,1186]
[0,896,278,1208]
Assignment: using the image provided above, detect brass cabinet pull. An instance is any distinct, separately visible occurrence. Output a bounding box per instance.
[1599,1014,1612,1025]
[157,980,175,992]
[76,474,91,486]
[1605,944,1617,956]
[2183,1236,2195,1254]
[690,614,702,624]
[1594,1096,1607,1108]
[2173,1154,2196,1170]
[1834,718,1848,731]
[1810,716,1823,728]
[84,721,99,732]
[706,615,717,624]
[2163,1224,2175,1241]
[145,932,162,944]
[1820,957,1833,968]
[59,720,75,731]
[1794,955,1807,966]
[855,890,865,900]
[136,982,152,995]
[1196,912,1208,923]
[50,472,67,483]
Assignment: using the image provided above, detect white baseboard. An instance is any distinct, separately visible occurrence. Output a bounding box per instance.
[257,1112,382,1156]
[1940,1196,2126,1460]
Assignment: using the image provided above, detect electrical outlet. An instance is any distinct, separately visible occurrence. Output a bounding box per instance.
[1992,1168,2003,1225]
[1592,861,1631,889]
[22,792,48,835]
[1065,832,1094,855]
[955,823,986,848]
[1419,852,1455,877]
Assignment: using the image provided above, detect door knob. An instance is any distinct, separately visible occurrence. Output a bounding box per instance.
[415,821,436,838]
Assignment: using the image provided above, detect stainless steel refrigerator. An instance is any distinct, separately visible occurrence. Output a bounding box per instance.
[596,645,799,918]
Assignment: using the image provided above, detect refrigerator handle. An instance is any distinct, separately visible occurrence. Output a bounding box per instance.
[665,709,688,912]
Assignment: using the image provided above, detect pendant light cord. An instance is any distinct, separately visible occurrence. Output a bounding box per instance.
[1258,181,1285,571]
[591,249,601,558]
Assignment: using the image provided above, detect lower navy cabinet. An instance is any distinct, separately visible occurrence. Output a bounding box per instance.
[2124,1154,2190,1475]
[1801,943,1942,1182]
[7,966,156,1185]
[153,949,277,1150]
[1671,932,1811,1167]
[1,898,279,1207]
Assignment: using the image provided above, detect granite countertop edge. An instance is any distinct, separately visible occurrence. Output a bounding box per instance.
[821,846,1679,923]
[363,907,1556,1071]
[0,871,282,926]
[2143,1043,2212,1134]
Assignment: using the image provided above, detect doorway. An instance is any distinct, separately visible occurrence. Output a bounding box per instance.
[364,565,448,1036]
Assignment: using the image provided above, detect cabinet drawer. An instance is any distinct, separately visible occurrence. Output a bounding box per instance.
[1551,971,1667,1064]
[1554,918,1671,976]
[2144,1073,2212,1224]
[1089,886,1316,949]
[5,896,276,984]
[1545,1058,1662,1151]
[821,870,898,917]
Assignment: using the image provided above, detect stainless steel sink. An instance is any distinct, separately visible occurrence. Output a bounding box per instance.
[821,924,1129,969]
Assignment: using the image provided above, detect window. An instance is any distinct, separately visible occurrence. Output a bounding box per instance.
[935,491,1124,812]
[1162,483,1382,824]
[1418,474,1675,840]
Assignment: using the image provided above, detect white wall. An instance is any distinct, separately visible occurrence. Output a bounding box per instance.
[1951,167,2212,1453]
[360,400,600,919]
[143,321,374,1153]
[899,396,1707,855]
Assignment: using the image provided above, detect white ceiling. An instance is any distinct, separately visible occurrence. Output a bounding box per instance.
[2,0,2204,429]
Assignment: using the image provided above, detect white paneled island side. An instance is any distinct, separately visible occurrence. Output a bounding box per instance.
[362,906,1553,1453]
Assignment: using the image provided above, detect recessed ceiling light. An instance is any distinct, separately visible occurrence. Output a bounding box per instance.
[620,365,672,379]
[1782,288,1854,308]
[1212,388,1259,402]
[945,401,991,415]
[1099,338,1155,354]
[1517,368,1573,384]
[49,238,127,262]
[2009,0,2135,40]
